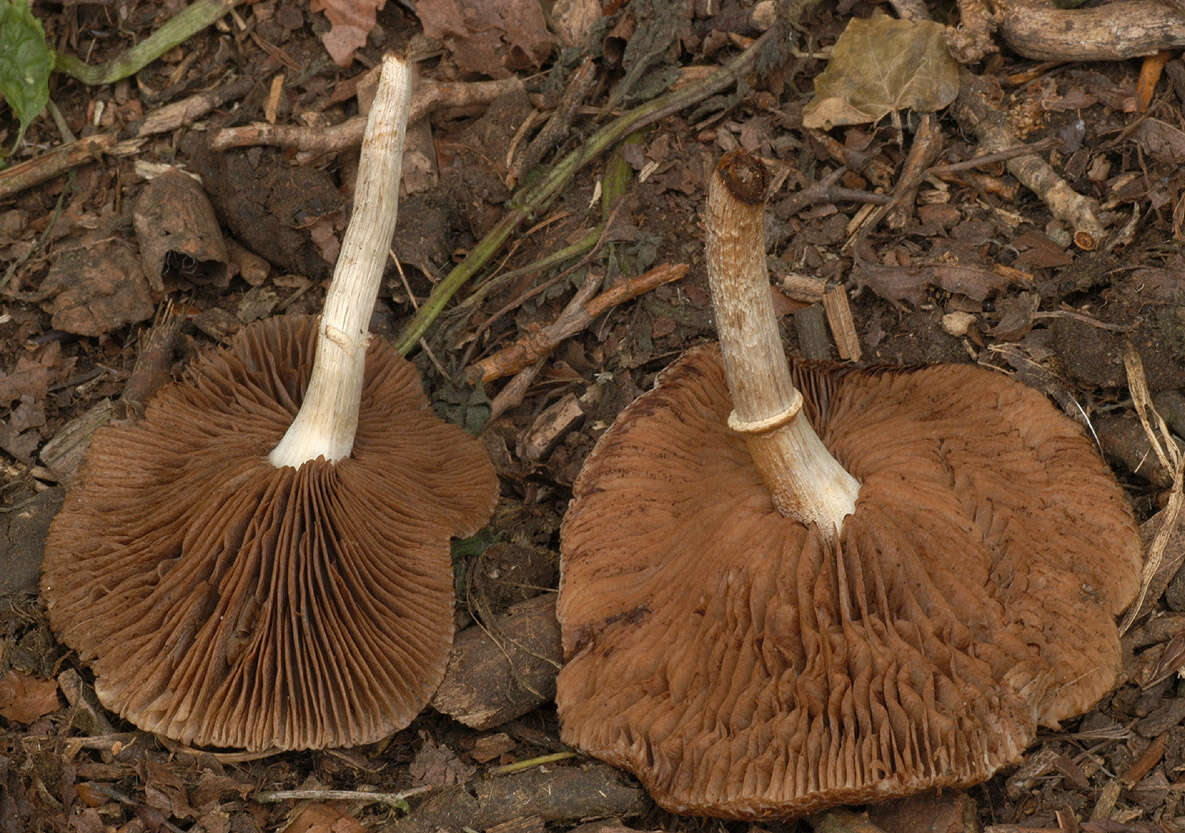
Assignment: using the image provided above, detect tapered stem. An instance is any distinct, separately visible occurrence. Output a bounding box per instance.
[269,55,413,468]
[705,151,860,533]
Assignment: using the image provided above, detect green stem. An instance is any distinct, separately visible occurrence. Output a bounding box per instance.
[393,27,777,356]
[54,0,240,86]
[451,226,602,321]
[487,752,577,776]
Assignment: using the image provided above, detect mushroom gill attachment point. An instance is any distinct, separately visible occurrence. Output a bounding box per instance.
[555,150,1142,819]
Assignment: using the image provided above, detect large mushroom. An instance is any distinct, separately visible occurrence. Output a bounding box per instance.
[40,56,498,752]
[556,151,1143,818]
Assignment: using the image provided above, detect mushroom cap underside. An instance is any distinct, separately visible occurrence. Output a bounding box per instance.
[557,344,1142,819]
[41,315,498,751]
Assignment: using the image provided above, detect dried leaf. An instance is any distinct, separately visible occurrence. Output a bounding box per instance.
[1136,118,1185,165]
[284,803,366,833]
[409,731,476,788]
[0,341,66,407]
[40,236,155,336]
[803,16,959,129]
[309,0,386,67]
[0,670,60,723]
[414,0,553,78]
[1,395,45,461]
[854,260,1023,306]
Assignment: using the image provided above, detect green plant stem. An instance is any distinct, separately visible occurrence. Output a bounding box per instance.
[487,752,577,775]
[448,131,638,326]
[393,27,777,356]
[54,0,240,86]
[451,226,601,321]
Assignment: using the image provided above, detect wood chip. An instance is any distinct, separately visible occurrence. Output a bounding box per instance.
[470,733,517,764]
[520,394,585,462]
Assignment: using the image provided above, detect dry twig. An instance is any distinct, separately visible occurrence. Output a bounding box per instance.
[138,76,255,137]
[1120,342,1185,632]
[254,787,428,811]
[0,134,115,202]
[468,263,688,384]
[953,71,1105,249]
[998,0,1185,61]
[508,57,598,188]
[394,28,779,354]
[209,78,524,153]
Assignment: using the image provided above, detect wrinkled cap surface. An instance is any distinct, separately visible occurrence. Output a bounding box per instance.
[42,315,498,751]
[557,344,1141,819]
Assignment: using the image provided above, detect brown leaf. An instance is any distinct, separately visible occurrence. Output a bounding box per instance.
[0,342,68,407]
[854,260,1024,306]
[0,670,60,724]
[40,236,155,337]
[309,0,386,67]
[1136,118,1185,165]
[284,803,366,833]
[414,0,554,78]
[1013,230,1073,269]
[803,17,959,129]
[409,731,476,788]
[1,396,46,462]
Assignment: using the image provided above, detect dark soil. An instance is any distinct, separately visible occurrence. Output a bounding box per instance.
[4,1,1185,832]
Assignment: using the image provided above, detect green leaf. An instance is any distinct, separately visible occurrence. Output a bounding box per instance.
[0,0,53,149]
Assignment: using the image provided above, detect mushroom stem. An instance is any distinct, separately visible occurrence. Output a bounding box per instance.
[705,151,860,532]
[269,55,413,468]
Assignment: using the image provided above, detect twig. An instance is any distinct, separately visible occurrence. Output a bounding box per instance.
[1120,341,1185,632]
[120,299,185,411]
[155,735,282,762]
[822,282,861,361]
[209,78,524,152]
[998,0,1185,61]
[394,28,780,355]
[0,134,114,203]
[778,167,893,217]
[488,752,578,776]
[138,75,256,137]
[508,57,598,188]
[1,174,69,292]
[487,360,545,423]
[953,70,1105,249]
[927,137,1057,176]
[449,225,602,323]
[254,787,429,811]
[55,0,243,86]
[468,263,689,384]
[469,271,605,383]
[885,113,944,229]
[846,113,943,243]
[462,201,627,366]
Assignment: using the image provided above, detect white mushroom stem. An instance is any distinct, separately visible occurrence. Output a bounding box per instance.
[705,151,860,533]
[269,55,413,468]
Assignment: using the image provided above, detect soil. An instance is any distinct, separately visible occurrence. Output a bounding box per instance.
[3,1,1185,832]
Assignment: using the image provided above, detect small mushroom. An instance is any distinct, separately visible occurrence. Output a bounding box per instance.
[40,56,498,752]
[555,151,1142,818]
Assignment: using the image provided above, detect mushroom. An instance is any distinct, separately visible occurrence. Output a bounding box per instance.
[40,56,498,752]
[555,151,1142,818]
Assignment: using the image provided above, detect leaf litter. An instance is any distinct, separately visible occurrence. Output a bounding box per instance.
[5,1,1185,832]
